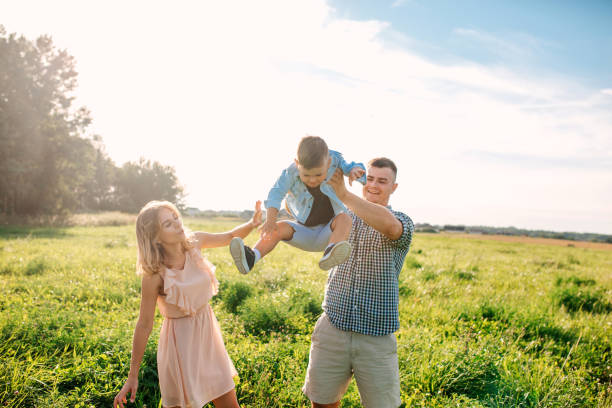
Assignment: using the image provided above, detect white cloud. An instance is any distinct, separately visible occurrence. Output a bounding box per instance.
[2,0,611,233]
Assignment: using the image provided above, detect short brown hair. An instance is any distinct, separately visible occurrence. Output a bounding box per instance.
[297,136,329,169]
[368,157,397,180]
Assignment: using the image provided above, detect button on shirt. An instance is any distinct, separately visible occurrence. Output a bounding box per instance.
[323,208,414,336]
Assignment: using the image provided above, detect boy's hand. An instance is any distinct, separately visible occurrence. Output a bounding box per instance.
[348,167,365,186]
[261,219,278,241]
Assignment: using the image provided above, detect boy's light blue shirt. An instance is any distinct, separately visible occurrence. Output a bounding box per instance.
[264,150,366,224]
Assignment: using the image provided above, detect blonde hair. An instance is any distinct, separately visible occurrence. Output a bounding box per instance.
[135,200,193,276]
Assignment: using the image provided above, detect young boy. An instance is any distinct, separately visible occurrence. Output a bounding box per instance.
[230,136,366,273]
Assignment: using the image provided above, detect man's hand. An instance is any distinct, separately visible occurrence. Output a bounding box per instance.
[328,168,348,200]
[348,167,365,186]
[250,200,263,228]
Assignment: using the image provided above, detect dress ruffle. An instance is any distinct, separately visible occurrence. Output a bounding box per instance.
[161,249,218,316]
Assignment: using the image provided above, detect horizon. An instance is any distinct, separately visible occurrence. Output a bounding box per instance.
[2,0,611,234]
[185,206,612,236]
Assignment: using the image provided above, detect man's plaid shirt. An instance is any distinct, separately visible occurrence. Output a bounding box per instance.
[323,208,414,336]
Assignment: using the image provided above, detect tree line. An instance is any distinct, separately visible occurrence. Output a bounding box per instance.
[0,26,184,216]
[415,223,612,244]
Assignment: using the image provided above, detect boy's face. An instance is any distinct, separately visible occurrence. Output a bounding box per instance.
[295,156,331,188]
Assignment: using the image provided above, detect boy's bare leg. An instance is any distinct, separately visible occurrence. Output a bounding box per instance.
[253,221,295,258]
[328,213,351,245]
[319,213,352,270]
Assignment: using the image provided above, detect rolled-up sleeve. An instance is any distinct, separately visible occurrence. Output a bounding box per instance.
[389,211,414,250]
[332,150,366,185]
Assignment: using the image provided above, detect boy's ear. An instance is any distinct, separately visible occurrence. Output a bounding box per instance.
[327,156,331,167]
[294,158,299,166]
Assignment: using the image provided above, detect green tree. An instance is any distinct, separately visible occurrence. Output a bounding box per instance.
[0,25,95,215]
[114,158,185,213]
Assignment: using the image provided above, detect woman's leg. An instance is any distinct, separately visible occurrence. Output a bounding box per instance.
[212,388,240,408]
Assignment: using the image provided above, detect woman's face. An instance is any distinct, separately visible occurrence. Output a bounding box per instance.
[156,207,185,245]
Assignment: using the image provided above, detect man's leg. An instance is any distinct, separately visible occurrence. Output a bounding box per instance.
[352,333,401,408]
[302,314,352,406]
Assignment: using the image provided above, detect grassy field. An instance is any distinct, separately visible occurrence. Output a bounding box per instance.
[0,217,611,407]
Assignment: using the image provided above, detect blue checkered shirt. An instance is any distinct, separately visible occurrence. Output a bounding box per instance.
[322,208,414,336]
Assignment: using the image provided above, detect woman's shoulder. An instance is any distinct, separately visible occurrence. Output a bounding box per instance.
[141,272,164,295]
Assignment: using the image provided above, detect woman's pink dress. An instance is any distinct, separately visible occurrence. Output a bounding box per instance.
[157,248,237,408]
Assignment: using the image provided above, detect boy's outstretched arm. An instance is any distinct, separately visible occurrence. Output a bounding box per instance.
[332,150,366,185]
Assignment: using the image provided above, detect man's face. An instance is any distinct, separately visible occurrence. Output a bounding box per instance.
[296,157,330,188]
[362,166,397,206]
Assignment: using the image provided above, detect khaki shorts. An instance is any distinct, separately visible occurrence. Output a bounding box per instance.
[302,314,401,408]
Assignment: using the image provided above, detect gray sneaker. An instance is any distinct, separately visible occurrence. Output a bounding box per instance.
[318,241,351,270]
[230,237,255,274]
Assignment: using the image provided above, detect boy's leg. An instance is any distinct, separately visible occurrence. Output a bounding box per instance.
[229,221,294,274]
[254,221,294,257]
[328,212,351,244]
[319,213,352,270]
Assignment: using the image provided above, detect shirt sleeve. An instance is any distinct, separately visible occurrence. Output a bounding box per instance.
[330,150,366,185]
[264,165,293,210]
[389,211,414,250]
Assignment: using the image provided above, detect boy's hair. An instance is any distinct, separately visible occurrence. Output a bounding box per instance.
[135,200,193,276]
[368,157,398,181]
[297,136,329,169]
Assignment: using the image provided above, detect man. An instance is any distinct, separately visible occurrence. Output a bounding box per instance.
[302,157,414,408]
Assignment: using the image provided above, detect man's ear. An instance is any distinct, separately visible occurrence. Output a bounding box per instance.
[391,183,398,194]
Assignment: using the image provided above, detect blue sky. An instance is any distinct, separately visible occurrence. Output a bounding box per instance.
[329,0,612,88]
[2,0,611,234]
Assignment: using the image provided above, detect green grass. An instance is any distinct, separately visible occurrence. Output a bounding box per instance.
[1,219,611,407]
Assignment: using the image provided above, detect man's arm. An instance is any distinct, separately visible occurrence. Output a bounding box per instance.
[328,169,403,240]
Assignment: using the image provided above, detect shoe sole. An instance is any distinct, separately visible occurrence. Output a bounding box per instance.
[319,241,351,270]
[230,237,250,274]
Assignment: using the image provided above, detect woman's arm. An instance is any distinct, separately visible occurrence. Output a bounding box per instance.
[194,201,263,249]
[114,273,161,408]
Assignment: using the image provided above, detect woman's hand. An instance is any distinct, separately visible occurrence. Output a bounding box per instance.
[250,200,263,228]
[261,219,278,241]
[113,376,138,408]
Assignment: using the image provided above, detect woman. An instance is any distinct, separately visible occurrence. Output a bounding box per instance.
[114,200,262,408]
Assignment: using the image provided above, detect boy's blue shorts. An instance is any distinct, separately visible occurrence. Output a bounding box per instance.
[280,218,334,252]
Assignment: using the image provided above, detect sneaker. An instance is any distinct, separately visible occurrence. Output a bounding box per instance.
[230,237,255,274]
[318,241,351,270]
